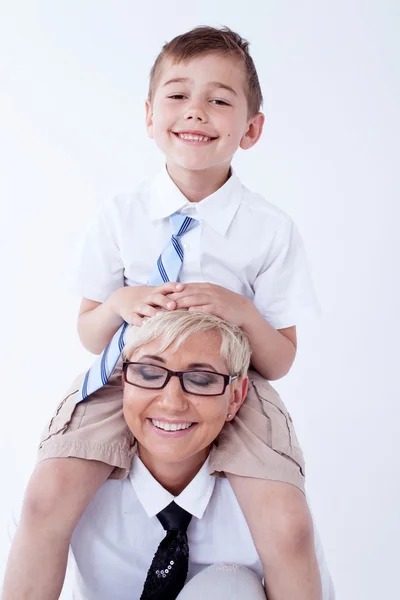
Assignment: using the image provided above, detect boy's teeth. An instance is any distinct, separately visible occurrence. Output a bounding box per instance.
[178,133,211,142]
[151,419,192,431]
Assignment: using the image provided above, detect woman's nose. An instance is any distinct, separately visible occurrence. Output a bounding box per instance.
[159,376,189,412]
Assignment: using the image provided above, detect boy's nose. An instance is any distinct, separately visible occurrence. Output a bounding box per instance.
[184,105,208,123]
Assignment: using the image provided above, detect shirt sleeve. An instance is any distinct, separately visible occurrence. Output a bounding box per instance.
[72,198,125,303]
[253,217,320,329]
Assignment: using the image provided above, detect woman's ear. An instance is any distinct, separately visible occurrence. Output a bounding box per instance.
[227,376,248,419]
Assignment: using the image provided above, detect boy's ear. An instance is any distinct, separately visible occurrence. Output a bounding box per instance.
[145,100,154,138]
[240,112,265,150]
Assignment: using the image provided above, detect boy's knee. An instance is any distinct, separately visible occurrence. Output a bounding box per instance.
[23,465,65,517]
[21,459,85,531]
[273,507,315,556]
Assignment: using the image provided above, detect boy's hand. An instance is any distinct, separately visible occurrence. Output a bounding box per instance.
[107,282,183,326]
[167,283,254,327]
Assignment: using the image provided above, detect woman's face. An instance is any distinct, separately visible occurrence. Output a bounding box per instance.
[123,329,248,470]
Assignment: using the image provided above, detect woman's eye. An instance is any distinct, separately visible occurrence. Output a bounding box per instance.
[144,374,163,381]
[187,373,216,387]
[138,367,163,381]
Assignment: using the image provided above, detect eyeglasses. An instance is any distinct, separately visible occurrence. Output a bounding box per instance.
[122,362,238,397]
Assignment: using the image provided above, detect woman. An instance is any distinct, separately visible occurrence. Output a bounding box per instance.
[69,309,334,599]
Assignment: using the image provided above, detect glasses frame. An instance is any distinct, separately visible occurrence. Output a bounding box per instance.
[122,361,238,397]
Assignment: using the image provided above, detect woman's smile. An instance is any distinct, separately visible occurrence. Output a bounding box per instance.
[147,417,198,437]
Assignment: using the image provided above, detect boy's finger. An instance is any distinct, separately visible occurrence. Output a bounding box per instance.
[167,289,199,301]
[189,304,226,320]
[149,293,177,310]
[187,305,217,316]
[137,304,157,318]
[157,282,183,294]
[166,292,183,301]
[175,294,210,308]
[127,314,144,327]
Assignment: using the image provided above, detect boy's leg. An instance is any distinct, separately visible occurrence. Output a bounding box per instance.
[210,370,322,600]
[227,475,322,600]
[2,458,112,600]
[2,362,134,600]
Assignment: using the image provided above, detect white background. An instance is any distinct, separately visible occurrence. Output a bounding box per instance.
[0,1,399,598]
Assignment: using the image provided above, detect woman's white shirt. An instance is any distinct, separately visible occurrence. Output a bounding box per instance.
[70,456,334,600]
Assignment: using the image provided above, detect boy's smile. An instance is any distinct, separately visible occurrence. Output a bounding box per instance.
[146,53,264,195]
[171,130,218,145]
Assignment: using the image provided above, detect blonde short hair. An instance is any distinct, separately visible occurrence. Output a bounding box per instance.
[122,309,251,377]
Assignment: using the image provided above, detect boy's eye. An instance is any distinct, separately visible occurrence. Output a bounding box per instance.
[168,94,186,100]
[210,99,230,106]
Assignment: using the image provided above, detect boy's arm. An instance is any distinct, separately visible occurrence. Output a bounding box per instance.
[78,297,124,355]
[168,283,296,381]
[240,302,297,380]
[78,283,183,354]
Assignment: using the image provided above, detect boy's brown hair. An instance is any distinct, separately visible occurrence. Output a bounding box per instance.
[148,26,263,118]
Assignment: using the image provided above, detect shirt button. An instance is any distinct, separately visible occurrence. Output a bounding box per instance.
[183,243,191,250]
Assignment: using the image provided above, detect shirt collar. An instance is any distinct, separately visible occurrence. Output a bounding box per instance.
[148,165,243,236]
[129,455,215,520]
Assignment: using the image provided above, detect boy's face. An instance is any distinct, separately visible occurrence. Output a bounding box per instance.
[146,53,264,176]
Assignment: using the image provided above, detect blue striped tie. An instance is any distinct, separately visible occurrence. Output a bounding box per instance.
[77,213,197,402]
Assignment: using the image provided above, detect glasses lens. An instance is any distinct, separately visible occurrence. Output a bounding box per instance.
[183,371,225,395]
[125,363,167,388]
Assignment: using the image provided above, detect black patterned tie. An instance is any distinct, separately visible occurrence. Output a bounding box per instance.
[140,501,193,600]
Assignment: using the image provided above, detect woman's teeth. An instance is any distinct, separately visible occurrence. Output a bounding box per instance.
[151,419,193,431]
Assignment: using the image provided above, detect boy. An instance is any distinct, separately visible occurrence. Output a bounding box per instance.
[3,26,322,600]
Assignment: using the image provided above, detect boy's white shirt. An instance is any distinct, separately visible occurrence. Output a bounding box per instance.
[74,166,319,330]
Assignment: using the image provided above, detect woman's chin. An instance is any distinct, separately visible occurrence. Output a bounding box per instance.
[138,434,212,467]
[132,418,224,467]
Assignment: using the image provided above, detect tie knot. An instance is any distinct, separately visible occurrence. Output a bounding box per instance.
[157,502,192,533]
[170,213,197,237]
